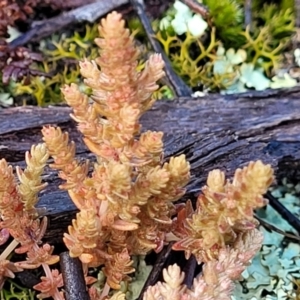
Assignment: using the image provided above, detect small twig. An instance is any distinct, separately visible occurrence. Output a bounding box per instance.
[130,0,192,97]
[182,255,197,288]
[99,282,111,300]
[0,239,19,260]
[180,0,213,28]
[138,243,174,300]
[265,191,300,234]
[244,0,252,29]
[9,0,129,49]
[180,0,209,19]
[60,252,90,300]
[296,0,300,28]
[256,215,300,242]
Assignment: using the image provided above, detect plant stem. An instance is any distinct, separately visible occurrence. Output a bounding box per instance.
[42,263,64,300]
[0,239,19,260]
[100,282,111,300]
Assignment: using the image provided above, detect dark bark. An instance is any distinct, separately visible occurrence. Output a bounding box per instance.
[9,0,129,48]
[8,0,172,49]
[60,252,90,300]
[1,87,300,297]
[138,243,174,300]
[265,192,300,234]
[1,88,300,244]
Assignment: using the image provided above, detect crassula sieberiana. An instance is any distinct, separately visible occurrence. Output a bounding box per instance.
[41,11,190,299]
[0,11,274,300]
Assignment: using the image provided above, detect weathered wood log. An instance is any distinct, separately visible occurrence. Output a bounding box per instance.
[1,87,300,244]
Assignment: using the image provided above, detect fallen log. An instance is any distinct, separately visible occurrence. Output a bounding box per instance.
[1,87,300,243]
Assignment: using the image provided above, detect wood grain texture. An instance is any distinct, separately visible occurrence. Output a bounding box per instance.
[1,88,300,243]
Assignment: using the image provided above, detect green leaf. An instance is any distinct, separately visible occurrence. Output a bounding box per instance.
[240,63,270,90]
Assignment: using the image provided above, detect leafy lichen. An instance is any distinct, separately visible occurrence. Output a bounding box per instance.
[233,179,300,299]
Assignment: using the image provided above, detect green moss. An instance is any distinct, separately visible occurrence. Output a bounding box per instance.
[153,85,174,100]
[202,0,245,48]
[40,23,99,61]
[280,0,295,12]
[252,0,295,16]
[11,23,100,106]
[127,17,147,40]
[11,62,83,106]
[254,4,295,48]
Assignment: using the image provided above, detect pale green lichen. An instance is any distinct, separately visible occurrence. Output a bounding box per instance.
[239,63,270,91]
[159,0,208,37]
[0,93,13,107]
[156,27,220,89]
[164,0,208,37]
[294,49,300,67]
[241,26,284,76]
[125,256,152,300]
[12,63,82,106]
[270,73,297,89]
[232,180,300,299]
